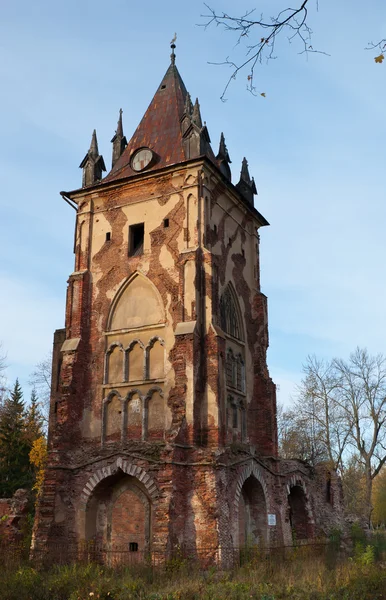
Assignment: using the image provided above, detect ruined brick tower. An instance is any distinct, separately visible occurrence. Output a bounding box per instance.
[33,45,343,560]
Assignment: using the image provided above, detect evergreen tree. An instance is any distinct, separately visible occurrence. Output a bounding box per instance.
[0,379,32,496]
[25,387,44,442]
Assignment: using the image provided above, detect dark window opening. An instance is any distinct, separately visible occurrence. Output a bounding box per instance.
[106,232,111,242]
[232,404,238,429]
[161,84,166,89]
[56,358,62,392]
[129,542,138,552]
[129,223,144,257]
[326,473,332,504]
[164,218,169,228]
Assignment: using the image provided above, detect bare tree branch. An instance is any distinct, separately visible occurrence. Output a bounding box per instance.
[200,1,329,99]
[28,353,52,424]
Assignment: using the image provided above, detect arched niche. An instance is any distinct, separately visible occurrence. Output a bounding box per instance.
[126,390,143,441]
[107,272,165,332]
[147,337,165,380]
[104,392,123,439]
[146,387,165,440]
[106,343,124,384]
[126,341,145,382]
[84,471,151,557]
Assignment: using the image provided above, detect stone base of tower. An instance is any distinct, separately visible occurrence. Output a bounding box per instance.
[32,443,344,565]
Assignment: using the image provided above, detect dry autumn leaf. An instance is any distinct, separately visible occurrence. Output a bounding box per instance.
[261,93,266,97]
[374,54,384,63]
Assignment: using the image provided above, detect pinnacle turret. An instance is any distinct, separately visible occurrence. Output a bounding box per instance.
[111,109,127,168]
[79,129,106,187]
[235,157,257,205]
[191,98,202,128]
[217,132,231,164]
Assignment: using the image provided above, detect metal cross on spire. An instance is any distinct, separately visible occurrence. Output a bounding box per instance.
[170,33,177,65]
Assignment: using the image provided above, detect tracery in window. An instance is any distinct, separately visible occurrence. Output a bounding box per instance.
[236,354,245,393]
[220,284,243,340]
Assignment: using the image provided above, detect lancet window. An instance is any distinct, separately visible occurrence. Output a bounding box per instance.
[220,284,243,340]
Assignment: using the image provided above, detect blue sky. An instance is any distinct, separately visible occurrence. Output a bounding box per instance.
[1,0,386,406]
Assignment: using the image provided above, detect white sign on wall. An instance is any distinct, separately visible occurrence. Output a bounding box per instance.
[268,513,276,526]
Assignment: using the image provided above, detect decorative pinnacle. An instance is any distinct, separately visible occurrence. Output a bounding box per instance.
[192,98,202,128]
[217,132,231,163]
[170,33,177,65]
[240,157,251,185]
[184,92,193,116]
[116,108,123,136]
[89,129,99,158]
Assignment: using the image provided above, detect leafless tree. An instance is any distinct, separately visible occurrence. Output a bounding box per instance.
[332,348,386,526]
[296,355,351,472]
[201,2,384,99]
[28,353,52,424]
[277,402,329,466]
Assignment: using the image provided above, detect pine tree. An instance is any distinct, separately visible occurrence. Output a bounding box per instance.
[25,387,44,443]
[0,379,32,496]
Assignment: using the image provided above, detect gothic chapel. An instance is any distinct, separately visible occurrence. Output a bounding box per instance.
[33,44,343,561]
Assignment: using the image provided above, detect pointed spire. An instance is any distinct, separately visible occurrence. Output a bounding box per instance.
[111,108,127,168]
[192,98,202,128]
[79,129,106,187]
[236,157,257,205]
[217,132,231,163]
[103,50,218,184]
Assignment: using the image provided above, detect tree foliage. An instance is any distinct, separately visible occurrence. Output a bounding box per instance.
[0,379,45,498]
[0,380,32,496]
[29,436,47,501]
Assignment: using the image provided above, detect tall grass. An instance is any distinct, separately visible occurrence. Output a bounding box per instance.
[0,539,385,600]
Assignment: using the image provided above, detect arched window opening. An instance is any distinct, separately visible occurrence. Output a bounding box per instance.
[226,349,234,387]
[220,284,243,340]
[288,485,313,540]
[240,402,247,441]
[239,476,267,548]
[236,355,245,392]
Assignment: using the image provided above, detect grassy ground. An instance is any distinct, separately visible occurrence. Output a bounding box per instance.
[1,545,386,600]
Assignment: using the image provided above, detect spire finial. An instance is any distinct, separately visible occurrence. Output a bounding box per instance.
[116,108,123,136]
[89,129,99,158]
[170,33,177,65]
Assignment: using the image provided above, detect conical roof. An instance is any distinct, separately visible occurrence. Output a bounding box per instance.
[104,62,190,183]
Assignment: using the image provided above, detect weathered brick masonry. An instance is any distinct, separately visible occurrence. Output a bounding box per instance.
[32,45,343,561]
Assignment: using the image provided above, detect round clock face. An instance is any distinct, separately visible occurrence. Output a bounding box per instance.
[131,148,153,172]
